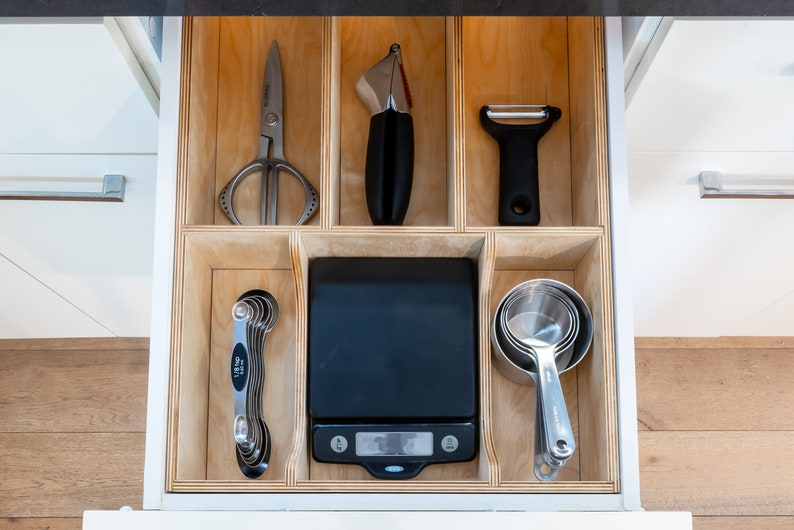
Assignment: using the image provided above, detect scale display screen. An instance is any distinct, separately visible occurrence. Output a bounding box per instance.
[355,431,433,457]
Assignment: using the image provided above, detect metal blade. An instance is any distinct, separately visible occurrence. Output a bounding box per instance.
[260,40,284,159]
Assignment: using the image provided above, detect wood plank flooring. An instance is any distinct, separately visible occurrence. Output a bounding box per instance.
[635,337,794,528]
[1,336,792,529]
[0,338,148,527]
[0,518,82,530]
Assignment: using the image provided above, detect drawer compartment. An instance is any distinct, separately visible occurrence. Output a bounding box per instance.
[166,15,618,497]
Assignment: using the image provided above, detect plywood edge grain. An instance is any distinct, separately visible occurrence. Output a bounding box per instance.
[321,16,339,230]
[478,231,500,485]
[182,16,220,226]
[448,16,466,231]
[285,230,310,485]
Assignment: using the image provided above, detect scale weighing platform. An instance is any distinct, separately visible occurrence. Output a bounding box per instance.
[308,257,479,479]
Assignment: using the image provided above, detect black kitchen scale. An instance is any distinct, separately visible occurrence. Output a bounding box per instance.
[308,257,479,479]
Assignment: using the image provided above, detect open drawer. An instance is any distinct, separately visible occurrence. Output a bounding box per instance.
[151,15,634,509]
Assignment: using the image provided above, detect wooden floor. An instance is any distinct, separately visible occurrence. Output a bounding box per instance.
[1,336,792,528]
[636,336,794,529]
[0,338,148,530]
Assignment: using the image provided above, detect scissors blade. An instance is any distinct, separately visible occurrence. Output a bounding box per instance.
[260,40,284,159]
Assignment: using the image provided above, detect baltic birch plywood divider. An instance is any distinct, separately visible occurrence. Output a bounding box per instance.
[167,16,617,495]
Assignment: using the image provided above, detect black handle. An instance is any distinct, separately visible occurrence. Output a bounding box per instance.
[479,106,561,226]
[365,108,414,225]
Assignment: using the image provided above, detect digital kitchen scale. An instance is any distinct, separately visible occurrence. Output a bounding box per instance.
[308,257,479,479]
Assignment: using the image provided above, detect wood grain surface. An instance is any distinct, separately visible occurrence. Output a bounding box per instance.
[3,336,794,526]
[213,17,324,226]
[0,433,145,518]
[0,338,148,524]
[462,17,572,228]
[172,14,616,492]
[338,17,448,227]
[636,344,794,431]
[206,268,297,482]
[0,518,82,529]
[635,337,794,520]
[639,431,794,515]
[182,17,220,226]
[692,516,794,529]
[0,346,147,433]
[488,268,582,482]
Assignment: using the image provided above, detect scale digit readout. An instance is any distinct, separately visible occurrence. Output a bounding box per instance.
[312,423,476,479]
[355,431,433,457]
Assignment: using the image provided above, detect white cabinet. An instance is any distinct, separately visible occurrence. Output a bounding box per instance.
[0,19,159,338]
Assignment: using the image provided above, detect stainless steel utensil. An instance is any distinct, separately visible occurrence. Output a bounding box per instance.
[219,40,319,226]
[491,279,593,481]
[501,285,578,462]
[230,289,279,478]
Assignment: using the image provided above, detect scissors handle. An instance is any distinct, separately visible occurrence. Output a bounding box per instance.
[219,158,319,226]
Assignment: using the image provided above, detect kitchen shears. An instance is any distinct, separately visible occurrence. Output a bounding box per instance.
[219,40,319,225]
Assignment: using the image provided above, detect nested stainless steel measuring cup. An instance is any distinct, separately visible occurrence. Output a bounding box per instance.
[491,279,593,481]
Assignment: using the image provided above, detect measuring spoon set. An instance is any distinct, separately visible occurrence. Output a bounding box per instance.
[230,289,279,478]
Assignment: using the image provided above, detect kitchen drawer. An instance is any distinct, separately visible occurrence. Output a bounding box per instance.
[143,15,641,511]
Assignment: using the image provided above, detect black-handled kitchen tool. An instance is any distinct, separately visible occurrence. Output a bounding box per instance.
[230,289,279,479]
[479,105,562,226]
[356,43,414,225]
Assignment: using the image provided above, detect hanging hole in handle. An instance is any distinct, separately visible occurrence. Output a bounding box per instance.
[556,439,568,451]
[511,195,533,216]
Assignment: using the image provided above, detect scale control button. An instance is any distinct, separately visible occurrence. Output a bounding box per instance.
[330,435,348,453]
[441,435,459,453]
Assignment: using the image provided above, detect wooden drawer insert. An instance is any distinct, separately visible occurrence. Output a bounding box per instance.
[167,16,618,494]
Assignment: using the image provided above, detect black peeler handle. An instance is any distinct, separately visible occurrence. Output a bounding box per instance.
[365,108,414,225]
[479,105,562,226]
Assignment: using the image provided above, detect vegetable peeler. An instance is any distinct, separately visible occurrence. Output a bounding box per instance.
[480,104,562,226]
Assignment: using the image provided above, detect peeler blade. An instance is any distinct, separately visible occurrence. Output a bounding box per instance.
[484,104,551,120]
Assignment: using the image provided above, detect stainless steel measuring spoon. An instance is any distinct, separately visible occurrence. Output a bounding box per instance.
[230,289,279,478]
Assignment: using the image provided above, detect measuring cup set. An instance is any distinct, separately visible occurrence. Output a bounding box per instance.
[491,279,593,481]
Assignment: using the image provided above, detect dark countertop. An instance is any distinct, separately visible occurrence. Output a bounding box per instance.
[2,0,794,16]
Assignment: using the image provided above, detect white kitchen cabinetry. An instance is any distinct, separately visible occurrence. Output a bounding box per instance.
[0,18,159,338]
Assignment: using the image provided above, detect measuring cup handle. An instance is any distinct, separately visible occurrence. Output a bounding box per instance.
[535,345,576,461]
[534,383,559,482]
